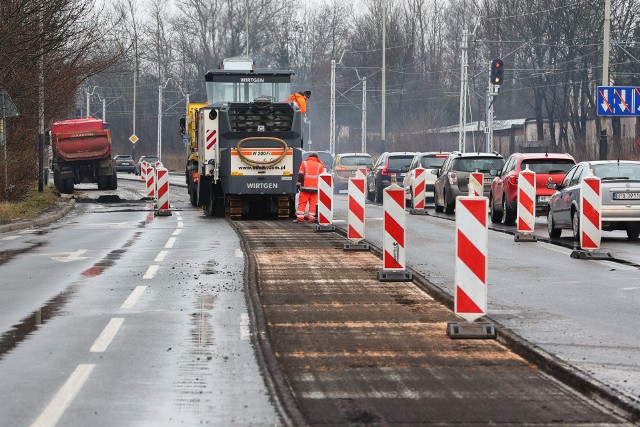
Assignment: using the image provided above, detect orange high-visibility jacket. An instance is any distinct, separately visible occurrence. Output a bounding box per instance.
[286,92,307,114]
[297,156,325,192]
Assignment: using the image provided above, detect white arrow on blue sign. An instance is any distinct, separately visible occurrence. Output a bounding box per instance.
[597,86,640,116]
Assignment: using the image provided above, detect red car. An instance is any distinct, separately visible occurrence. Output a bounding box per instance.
[490,152,575,225]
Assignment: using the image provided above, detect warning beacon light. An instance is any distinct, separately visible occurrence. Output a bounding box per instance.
[490,59,504,85]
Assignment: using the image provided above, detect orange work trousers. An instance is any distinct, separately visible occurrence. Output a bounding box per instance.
[297,191,318,222]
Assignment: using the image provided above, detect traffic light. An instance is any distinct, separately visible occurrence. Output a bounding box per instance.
[490,59,504,85]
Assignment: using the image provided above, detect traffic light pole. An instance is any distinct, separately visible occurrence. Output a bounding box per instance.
[485,83,499,152]
[599,0,611,160]
[458,30,468,153]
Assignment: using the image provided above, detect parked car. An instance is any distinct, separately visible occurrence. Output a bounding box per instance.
[547,160,640,241]
[135,155,160,175]
[114,154,136,174]
[367,152,417,203]
[403,152,449,207]
[302,151,335,173]
[489,153,575,225]
[332,153,373,192]
[434,151,504,214]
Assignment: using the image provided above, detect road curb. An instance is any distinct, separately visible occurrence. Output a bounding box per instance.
[0,198,75,234]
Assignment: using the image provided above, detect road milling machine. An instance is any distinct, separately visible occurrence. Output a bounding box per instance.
[189,58,304,219]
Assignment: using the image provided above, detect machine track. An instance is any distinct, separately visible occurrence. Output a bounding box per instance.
[234,220,634,426]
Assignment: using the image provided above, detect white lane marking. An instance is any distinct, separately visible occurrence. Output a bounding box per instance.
[177,221,184,228]
[90,318,125,352]
[621,287,640,291]
[164,237,176,249]
[235,249,243,258]
[540,243,572,256]
[172,228,182,236]
[2,235,20,241]
[121,286,147,309]
[49,250,90,263]
[240,313,250,340]
[30,364,95,427]
[154,251,168,262]
[143,265,159,279]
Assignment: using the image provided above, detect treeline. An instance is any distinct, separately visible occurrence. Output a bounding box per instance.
[1,0,638,201]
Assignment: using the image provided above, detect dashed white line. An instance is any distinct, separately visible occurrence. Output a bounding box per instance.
[1,235,20,241]
[143,265,159,279]
[154,251,168,262]
[90,318,125,353]
[121,286,147,309]
[177,221,184,228]
[172,228,183,236]
[164,237,176,249]
[30,364,95,427]
[240,313,250,340]
[235,249,243,258]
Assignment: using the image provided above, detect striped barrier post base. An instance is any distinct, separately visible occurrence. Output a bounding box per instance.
[570,174,611,259]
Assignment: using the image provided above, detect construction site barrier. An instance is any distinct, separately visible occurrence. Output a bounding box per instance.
[317,173,335,231]
[344,176,369,251]
[145,165,155,199]
[515,168,537,242]
[140,161,148,181]
[378,183,412,282]
[580,175,601,250]
[154,167,171,216]
[469,172,483,197]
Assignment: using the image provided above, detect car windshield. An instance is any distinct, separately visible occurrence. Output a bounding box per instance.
[116,155,133,160]
[453,157,503,172]
[592,163,640,180]
[142,157,159,163]
[388,156,414,170]
[420,156,447,169]
[341,156,372,166]
[521,159,574,174]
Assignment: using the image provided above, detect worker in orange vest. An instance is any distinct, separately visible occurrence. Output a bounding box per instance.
[294,153,325,223]
[285,90,311,114]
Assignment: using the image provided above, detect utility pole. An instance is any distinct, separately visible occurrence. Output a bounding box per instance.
[362,77,367,153]
[381,0,386,152]
[485,83,498,152]
[245,0,249,57]
[157,78,171,161]
[330,59,336,155]
[458,30,469,153]
[599,0,611,160]
[132,39,138,160]
[86,86,97,118]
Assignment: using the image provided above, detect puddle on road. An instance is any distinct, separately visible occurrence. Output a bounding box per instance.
[0,285,76,360]
[0,242,46,267]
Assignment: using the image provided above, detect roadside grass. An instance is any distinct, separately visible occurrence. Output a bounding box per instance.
[0,184,59,223]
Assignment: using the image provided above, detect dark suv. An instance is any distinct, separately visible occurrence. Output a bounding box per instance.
[434,151,504,214]
[367,152,417,203]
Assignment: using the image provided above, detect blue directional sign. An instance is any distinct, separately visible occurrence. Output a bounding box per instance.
[597,86,640,116]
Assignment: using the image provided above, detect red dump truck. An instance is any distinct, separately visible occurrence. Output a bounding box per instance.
[50,118,117,194]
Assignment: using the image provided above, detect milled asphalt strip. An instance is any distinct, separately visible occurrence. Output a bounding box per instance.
[29,364,95,427]
[90,318,125,352]
[121,286,148,309]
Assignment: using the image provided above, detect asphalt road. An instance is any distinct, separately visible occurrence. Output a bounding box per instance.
[331,191,640,410]
[0,177,280,426]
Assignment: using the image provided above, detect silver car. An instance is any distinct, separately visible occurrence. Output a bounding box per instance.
[547,160,640,240]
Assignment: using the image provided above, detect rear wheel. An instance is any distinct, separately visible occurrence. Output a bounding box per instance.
[489,193,501,224]
[444,191,455,214]
[375,184,383,204]
[97,175,108,190]
[502,197,515,225]
[626,224,640,241]
[189,187,198,207]
[108,173,117,190]
[571,210,580,241]
[434,189,444,213]
[547,209,561,238]
[62,178,74,194]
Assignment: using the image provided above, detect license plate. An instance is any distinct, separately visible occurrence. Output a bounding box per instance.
[613,192,640,200]
[483,178,492,184]
[538,196,550,203]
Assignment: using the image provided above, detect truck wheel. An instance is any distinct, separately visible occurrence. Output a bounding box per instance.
[108,173,118,190]
[374,185,383,203]
[62,178,74,194]
[53,171,62,192]
[190,187,198,207]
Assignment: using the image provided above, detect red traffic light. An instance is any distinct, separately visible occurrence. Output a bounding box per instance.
[490,59,504,85]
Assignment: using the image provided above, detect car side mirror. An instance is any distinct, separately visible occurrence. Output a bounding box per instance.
[432,169,440,177]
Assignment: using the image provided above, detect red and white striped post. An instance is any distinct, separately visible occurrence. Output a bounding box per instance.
[154,166,171,216]
[410,167,428,215]
[378,183,412,282]
[145,165,155,199]
[140,161,148,181]
[580,175,601,250]
[468,172,483,197]
[344,176,369,251]
[316,172,335,231]
[571,174,611,260]
[447,196,495,338]
[515,168,537,242]
[357,167,367,179]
